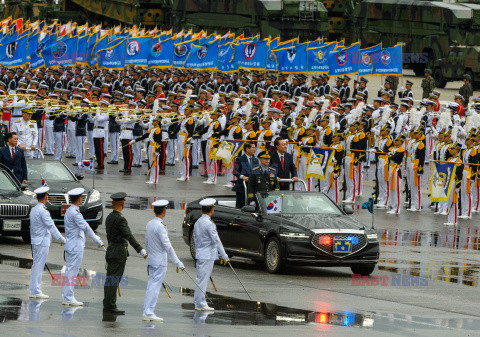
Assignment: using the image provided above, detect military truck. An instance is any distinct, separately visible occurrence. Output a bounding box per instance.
[352,0,480,83]
[320,0,360,41]
[432,45,480,89]
[61,0,329,40]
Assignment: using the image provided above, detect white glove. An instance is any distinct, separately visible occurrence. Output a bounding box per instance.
[129,140,135,145]
[222,254,229,262]
[140,249,147,258]
[380,85,384,91]
[97,239,104,247]
[60,236,66,245]
[400,86,404,91]
[177,261,185,270]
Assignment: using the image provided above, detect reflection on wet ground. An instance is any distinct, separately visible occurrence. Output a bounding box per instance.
[104,195,187,210]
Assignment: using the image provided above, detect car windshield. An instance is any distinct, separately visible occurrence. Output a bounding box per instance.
[262,193,342,215]
[0,170,19,191]
[27,160,75,182]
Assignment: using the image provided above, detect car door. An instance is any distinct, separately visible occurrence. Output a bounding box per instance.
[211,205,243,250]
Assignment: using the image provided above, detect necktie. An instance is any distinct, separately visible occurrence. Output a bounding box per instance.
[280,155,284,171]
[249,157,253,168]
[11,148,15,162]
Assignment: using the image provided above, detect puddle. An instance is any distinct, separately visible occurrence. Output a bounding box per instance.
[104,195,187,210]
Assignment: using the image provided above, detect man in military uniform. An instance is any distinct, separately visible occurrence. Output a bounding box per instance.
[459,74,473,106]
[103,192,147,315]
[11,109,38,159]
[421,69,435,99]
[0,112,8,147]
[247,151,280,203]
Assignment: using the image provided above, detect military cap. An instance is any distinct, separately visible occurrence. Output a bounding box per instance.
[390,103,399,108]
[373,97,384,102]
[455,94,464,101]
[22,108,33,114]
[261,117,273,125]
[405,80,413,86]
[152,200,169,208]
[68,188,85,196]
[395,135,405,142]
[199,198,216,207]
[381,90,392,97]
[34,186,50,195]
[360,77,368,83]
[451,142,463,151]
[400,102,409,109]
[425,69,432,75]
[331,88,339,96]
[137,99,147,106]
[464,74,471,81]
[258,151,271,159]
[110,192,127,201]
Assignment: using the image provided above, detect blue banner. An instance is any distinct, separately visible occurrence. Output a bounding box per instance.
[0,34,28,67]
[148,37,173,68]
[75,34,89,64]
[372,45,403,75]
[266,38,279,70]
[358,43,382,75]
[26,31,39,61]
[184,39,219,70]
[305,147,335,180]
[328,42,360,76]
[89,34,107,67]
[41,35,78,68]
[97,38,127,69]
[217,43,237,72]
[274,43,307,73]
[173,38,196,68]
[307,42,336,73]
[431,161,457,202]
[125,36,152,68]
[234,40,268,70]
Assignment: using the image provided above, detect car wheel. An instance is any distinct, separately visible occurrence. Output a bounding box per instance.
[189,230,196,260]
[264,237,284,274]
[22,233,31,244]
[351,264,376,276]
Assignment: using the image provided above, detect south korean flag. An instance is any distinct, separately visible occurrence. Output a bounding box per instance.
[266,197,282,214]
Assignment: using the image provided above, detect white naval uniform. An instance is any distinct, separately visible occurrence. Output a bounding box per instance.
[29,203,65,296]
[143,217,183,316]
[193,214,228,309]
[11,119,38,159]
[66,115,77,158]
[62,204,102,302]
[44,109,55,155]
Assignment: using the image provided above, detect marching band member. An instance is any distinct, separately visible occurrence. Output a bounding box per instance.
[445,144,464,225]
[387,135,405,214]
[459,134,477,219]
[375,124,393,208]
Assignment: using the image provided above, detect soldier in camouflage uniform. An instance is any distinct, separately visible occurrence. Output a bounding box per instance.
[421,69,435,99]
[459,74,473,106]
[103,192,147,315]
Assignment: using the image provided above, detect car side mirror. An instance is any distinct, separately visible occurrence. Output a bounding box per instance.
[343,205,354,215]
[20,184,28,191]
[241,205,256,213]
[75,174,84,181]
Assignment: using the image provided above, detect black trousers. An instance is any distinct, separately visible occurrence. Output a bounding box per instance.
[201,140,207,163]
[93,137,104,168]
[121,139,133,170]
[103,258,126,310]
[157,142,166,171]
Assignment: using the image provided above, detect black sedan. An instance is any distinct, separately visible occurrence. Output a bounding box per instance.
[183,190,379,275]
[26,159,103,231]
[0,163,37,243]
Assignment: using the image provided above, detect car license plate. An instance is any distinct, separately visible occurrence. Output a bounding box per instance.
[3,220,21,231]
[333,239,352,253]
[61,204,71,216]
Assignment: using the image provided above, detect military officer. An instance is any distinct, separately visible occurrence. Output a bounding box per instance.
[62,188,104,306]
[11,109,38,159]
[103,192,146,314]
[0,111,8,147]
[421,69,435,99]
[398,80,414,100]
[193,198,229,311]
[142,200,184,322]
[460,74,473,106]
[29,186,66,299]
[247,151,280,203]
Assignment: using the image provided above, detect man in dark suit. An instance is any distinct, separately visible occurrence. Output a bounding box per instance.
[271,138,298,190]
[233,141,259,208]
[0,132,28,184]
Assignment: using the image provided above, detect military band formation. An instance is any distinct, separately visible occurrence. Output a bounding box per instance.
[6,62,476,321]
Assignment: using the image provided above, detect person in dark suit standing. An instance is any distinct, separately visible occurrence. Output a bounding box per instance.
[0,132,28,184]
[233,141,259,208]
[270,138,298,190]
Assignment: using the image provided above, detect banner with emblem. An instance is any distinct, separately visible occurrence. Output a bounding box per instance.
[358,43,382,75]
[75,34,89,64]
[327,42,360,76]
[125,36,152,68]
[371,45,403,75]
[97,37,127,70]
[173,37,196,68]
[266,37,279,70]
[184,39,219,70]
[214,140,244,166]
[217,42,237,72]
[148,37,173,68]
[430,162,457,202]
[234,39,268,70]
[307,42,336,73]
[305,147,335,180]
[41,35,78,68]
[0,33,28,67]
[273,42,307,73]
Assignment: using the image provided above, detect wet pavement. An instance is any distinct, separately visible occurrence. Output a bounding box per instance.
[3,76,480,335]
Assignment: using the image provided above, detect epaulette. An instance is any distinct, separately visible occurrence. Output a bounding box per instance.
[252,166,261,171]
[15,120,20,123]
[269,167,276,172]
[31,120,36,123]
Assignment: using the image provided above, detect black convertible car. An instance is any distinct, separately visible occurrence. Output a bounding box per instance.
[26,159,103,231]
[183,189,379,275]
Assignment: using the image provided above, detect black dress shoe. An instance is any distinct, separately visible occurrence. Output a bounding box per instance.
[119,169,131,173]
[107,161,118,164]
[44,153,54,156]
[142,159,148,163]
[72,163,78,166]
[132,164,142,167]
[103,308,125,315]
[192,165,199,169]
[66,155,76,159]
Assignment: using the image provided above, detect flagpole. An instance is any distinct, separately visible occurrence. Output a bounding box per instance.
[92,155,96,190]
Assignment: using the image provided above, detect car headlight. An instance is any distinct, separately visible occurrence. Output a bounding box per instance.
[367,233,378,242]
[88,189,101,203]
[280,232,310,239]
[23,190,36,199]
